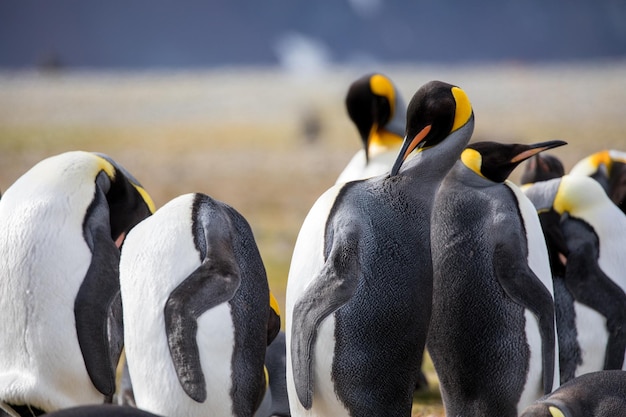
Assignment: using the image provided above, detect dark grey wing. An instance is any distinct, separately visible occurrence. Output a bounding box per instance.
[164,233,241,403]
[494,240,556,394]
[562,217,626,370]
[75,174,122,398]
[291,229,360,409]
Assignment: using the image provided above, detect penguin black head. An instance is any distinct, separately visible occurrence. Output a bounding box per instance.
[93,153,156,242]
[345,73,405,161]
[461,140,567,183]
[390,80,474,176]
[520,153,566,185]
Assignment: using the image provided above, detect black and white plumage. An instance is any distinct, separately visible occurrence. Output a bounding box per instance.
[569,149,626,214]
[286,80,475,416]
[119,193,279,417]
[0,151,154,414]
[336,73,406,184]
[524,175,626,381]
[428,140,566,416]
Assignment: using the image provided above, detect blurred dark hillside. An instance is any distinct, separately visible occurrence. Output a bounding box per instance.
[1,0,625,69]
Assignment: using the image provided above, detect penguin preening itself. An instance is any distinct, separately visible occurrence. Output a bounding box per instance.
[523,175,626,379]
[335,73,406,184]
[0,151,154,415]
[569,149,626,214]
[286,80,475,416]
[520,370,626,417]
[119,193,280,417]
[428,140,567,416]
[520,153,566,185]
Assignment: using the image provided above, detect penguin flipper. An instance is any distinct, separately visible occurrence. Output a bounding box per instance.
[164,251,241,403]
[494,241,556,394]
[291,235,360,409]
[75,178,123,398]
[562,218,626,370]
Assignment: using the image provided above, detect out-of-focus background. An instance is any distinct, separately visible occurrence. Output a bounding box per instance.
[1,1,625,415]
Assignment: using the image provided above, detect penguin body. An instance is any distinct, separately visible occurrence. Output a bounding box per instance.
[524,175,626,378]
[569,149,626,213]
[428,141,565,416]
[119,193,279,417]
[286,81,475,416]
[0,151,154,413]
[520,370,626,417]
[336,73,406,184]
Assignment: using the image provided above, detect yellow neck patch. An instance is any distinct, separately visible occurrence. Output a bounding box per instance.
[548,406,565,417]
[369,74,395,116]
[96,156,117,179]
[368,127,404,157]
[134,185,156,214]
[451,86,472,132]
[460,148,485,178]
[269,291,281,317]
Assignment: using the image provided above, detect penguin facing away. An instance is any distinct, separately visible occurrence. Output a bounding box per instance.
[569,149,626,214]
[428,140,566,416]
[286,80,475,416]
[335,73,406,184]
[119,193,280,417]
[524,175,626,379]
[520,370,626,417]
[0,151,155,415]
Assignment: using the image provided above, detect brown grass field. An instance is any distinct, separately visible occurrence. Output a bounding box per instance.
[1,62,625,416]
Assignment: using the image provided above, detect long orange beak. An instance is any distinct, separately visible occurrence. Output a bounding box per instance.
[390,125,432,176]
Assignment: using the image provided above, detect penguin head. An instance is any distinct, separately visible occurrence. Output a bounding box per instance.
[520,153,565,185]
[570,150,612,178]
[390,80,474,176]
[93,153,156,244]
[345,73,406,161]
[553,174,608,216]
[460,140,567,183]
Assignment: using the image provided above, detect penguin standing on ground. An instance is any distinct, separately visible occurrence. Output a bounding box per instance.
[520,370,626,417]
[524,175,626,378]
[569,149,626,214]
[335,73,406,184]
[0,151,154,415]
[119,193,280,417]
[428,140,566,416]
[286,80,475,416]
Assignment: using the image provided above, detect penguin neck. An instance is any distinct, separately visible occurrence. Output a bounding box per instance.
[450,160,496,188]
[399,119,474,182]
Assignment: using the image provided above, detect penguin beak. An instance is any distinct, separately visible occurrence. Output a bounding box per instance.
[390,125,432,176]
[510,140,567,164]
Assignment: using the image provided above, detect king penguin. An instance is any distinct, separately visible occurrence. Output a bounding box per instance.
[428,140,566,416]
[119,192,280,417]
[569,149,626,214]
[285,80,475,416]
[0,151,155,415]
[520,370,626,417]
[523,175,626,378]
[521,153,566,185]
[335,73,406,184]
